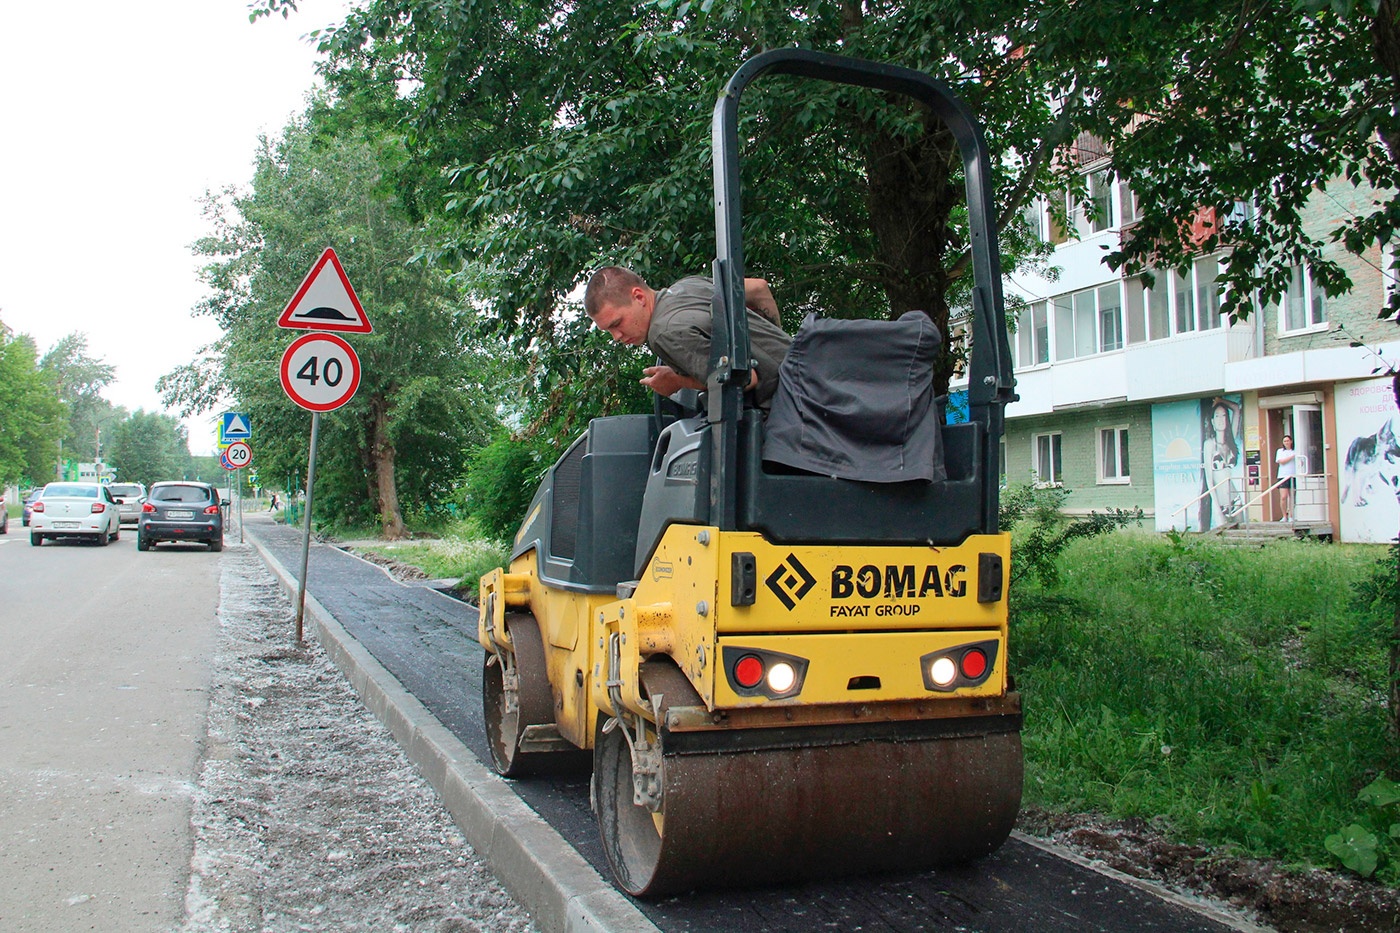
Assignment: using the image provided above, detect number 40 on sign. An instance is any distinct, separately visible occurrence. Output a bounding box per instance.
[280,333,362,412]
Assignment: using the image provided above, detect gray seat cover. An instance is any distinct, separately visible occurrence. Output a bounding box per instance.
[762,311,946,483]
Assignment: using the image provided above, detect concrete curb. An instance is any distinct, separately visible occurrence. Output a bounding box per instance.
[244,532,658,933]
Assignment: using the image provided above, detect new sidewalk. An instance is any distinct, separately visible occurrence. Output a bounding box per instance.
[241,513,655,933]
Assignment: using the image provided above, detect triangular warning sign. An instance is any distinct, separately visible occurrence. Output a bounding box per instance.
[278,247,373,333]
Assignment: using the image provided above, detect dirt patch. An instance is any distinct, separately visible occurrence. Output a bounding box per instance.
[345,545,432,582]
[177,545,536,933]
[1019,807,1400,932]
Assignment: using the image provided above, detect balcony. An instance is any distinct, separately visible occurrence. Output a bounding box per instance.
[1007,326,1256,417]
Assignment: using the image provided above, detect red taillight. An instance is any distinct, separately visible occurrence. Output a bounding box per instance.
[960,649,988,680]
[733,655,765,689]
[203,504,220,515]
[91,502,106,513]
[32,501,44,513]
[142,502,156,512]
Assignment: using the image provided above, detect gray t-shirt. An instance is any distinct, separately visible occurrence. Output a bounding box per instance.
[647,276,791,408]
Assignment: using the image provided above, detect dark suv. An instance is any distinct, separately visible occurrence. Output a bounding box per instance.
[138,482,226,551]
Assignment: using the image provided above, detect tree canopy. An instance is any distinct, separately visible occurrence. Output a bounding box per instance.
[0,319,65,486]
[244,0,1398,425]
[160,107,506,535]
[106,410,194,488]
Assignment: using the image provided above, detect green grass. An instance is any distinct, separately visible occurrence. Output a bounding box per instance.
[352,520,508,594]
[1015,530,1395,878]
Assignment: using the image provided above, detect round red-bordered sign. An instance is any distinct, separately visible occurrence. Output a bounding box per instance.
[280,333,362,412]
[222,441,252,470]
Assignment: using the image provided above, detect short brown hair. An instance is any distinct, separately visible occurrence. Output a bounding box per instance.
[584,266,646,318]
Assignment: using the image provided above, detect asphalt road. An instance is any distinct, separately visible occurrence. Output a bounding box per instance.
[0,524,220,933]
[246,519,1264,933]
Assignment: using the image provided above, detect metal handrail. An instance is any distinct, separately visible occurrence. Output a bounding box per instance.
[1168,475,1239,531]
[1224,477,1288,519]
[1226,470,1331,520]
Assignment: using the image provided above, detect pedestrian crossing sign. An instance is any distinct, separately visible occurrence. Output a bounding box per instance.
[219,412,252,450]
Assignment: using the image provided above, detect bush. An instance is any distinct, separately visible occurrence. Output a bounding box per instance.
[462,433,545,542]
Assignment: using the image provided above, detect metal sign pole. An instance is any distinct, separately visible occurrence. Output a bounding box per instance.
[294,411,321,643]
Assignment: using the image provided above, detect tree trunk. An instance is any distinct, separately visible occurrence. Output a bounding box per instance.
[1391,371,1400,741]
[858,111,963,395]
[370,394,407,540]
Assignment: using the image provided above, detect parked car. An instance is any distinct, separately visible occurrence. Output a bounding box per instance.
[29,482,122,546]
[21,489,38,526]
[138,482,225,552]
[106,482,148,526]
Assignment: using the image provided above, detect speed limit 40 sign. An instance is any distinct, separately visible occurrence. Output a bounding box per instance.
[280,333,362,412]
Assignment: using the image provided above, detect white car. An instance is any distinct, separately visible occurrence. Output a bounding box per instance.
[106,482,148,525]
[30,482,122,546]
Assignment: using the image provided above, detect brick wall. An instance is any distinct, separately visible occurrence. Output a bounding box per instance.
[1002,402,1156,514]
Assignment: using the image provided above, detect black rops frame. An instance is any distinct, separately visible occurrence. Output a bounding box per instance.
[705,48,1017,533]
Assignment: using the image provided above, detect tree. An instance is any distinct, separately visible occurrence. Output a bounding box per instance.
[0,319,65,485]
[1036,0,1400,331]
[39,332,119,472]
[106,410,193,488]
[160,108,503,537]
[257,0,1082,425]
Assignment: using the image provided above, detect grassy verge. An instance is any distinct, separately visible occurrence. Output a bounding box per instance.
[351,520,508,594]
[1016,530,1395,880]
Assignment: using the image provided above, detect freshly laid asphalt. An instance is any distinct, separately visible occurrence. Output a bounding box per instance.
[243,513,1267,933]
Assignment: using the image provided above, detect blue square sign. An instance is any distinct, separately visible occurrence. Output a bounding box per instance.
[222,412,252,440]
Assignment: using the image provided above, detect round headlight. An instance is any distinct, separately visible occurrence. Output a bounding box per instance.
[929,656,958,687]
[766,661,797,693]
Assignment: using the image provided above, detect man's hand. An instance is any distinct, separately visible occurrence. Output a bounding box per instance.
[641,365,705,397]
[743,277,781,325]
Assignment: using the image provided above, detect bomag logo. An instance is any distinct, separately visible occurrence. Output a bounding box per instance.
[765,553,817,610]
[831,563,968,599]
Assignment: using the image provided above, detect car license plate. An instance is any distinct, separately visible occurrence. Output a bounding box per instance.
[54,521,79,529]
[168,510,194,520]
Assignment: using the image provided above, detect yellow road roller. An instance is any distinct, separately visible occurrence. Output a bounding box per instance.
[479,48,1021,898]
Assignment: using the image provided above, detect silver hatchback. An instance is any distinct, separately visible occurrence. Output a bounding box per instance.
[106,482,147,525]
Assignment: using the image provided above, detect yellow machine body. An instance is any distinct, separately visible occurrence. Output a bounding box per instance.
[481,526,1012,742]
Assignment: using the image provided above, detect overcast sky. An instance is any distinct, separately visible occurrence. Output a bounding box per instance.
[0,0,351,456]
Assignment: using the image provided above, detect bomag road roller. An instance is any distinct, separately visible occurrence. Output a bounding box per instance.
[478,48,1022,897]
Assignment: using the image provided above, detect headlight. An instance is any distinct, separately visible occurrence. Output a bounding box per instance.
[929,656,958,687]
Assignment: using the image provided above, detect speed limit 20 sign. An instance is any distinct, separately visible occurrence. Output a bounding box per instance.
[280,333,362,412]
[222,441,252,470]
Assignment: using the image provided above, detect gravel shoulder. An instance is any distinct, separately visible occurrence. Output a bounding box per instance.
[175,544,536,933]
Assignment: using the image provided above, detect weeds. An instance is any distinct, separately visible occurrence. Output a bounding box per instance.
[1017,531,1397,881]
[1327,777,1400,879]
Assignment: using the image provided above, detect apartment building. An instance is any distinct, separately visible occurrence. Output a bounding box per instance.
[988,167,1399,544]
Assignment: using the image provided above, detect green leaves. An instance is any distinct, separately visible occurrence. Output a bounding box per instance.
[1326,776,1400,878]
[1325,824,1381,877]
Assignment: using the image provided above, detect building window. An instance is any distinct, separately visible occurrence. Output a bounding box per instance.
[1123,255,1226,343]
[1021,198,1047,242]
[1098,283,1124,351]
[1053,284,1123,360]
[1015,301,1050,368]
[1280,263,1327,332]
[1034,432,1063,485]
[1098,426,1130,484]
[1069,169,1115,235]
[1118,178,1143,226]
[1194,257,1223,330]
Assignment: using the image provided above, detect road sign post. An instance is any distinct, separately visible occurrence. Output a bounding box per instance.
[278,252,370,642]
[220,441,251,544]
